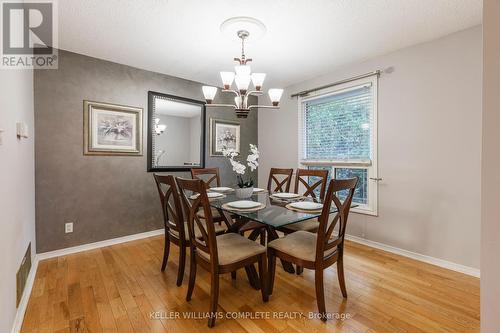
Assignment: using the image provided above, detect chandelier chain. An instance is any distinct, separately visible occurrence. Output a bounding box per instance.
[241,36,245,61]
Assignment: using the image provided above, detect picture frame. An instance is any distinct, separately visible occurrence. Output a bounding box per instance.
[83,100,143,156]
[210,118,241,156]
[147,91,206,172]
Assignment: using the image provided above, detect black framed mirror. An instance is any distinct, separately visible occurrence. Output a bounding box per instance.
[147,91,206,172]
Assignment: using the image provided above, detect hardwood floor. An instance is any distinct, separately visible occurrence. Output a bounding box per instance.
[21,235,480,332]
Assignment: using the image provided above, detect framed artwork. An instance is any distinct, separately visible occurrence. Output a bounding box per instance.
[210,118,240,156]
[84,100,143,156]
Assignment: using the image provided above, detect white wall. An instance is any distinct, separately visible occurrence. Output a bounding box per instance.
[259,26,482,269]
[481,1,500,331]
[0,70,36,332]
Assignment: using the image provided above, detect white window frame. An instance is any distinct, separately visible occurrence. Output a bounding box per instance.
[297,75,378,216]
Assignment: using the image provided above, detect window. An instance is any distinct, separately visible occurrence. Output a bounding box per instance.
[298,75,378,215]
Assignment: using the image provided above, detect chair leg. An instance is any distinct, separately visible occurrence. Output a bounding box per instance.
[267,250,276,295]
[337,252,347,298]
[176,245,187,286]
[258,254,269,302]
[208,273,220,328]
[296,265,304,275]
[186,250,197,302]
[161,235,170,272]
[315,269,327,321]
[231,271,237,279]
[244,264,261,290]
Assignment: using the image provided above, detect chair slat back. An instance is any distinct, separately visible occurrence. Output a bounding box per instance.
[153,174,184,238]
[316,177,358,261]
[176,177,219,265]
[294,169,329,200]
[267,168,294,193]
[191,168,221,188]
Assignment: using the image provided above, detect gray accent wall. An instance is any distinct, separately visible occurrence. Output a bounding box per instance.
[34,50,257,253]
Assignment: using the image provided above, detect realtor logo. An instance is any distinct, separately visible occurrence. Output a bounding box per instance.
[1,1,58,69]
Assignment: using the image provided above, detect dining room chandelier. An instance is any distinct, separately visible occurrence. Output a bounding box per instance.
[202,29,283,119]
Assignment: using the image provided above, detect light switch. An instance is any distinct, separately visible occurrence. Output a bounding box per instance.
[0,129,4,145]
[16,122,28,138]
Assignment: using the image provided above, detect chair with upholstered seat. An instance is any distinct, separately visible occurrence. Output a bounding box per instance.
[278,169,329,274]
[153,174,226,286]
[279,169,329,234]
[267,177,358,321]
[267,168,294,193]
[176,177,269,327]
[191,168,226,222]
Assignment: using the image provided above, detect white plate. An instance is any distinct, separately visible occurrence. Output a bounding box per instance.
[253,188,265,193]
[289,201,323,211]
[227,200,261,209]
[190,192,224,200]
[271,192,300,199]
[207,192,224,198]
[210,187,234,193]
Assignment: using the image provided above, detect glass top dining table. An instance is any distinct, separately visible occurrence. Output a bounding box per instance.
[208,190,354,229]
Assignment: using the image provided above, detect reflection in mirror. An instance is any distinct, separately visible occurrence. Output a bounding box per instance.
[148,92,205,171]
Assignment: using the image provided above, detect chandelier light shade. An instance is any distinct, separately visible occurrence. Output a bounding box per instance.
[220,71,235,89]
[234,73,251,93]
[268,88,284,106]
[202,86,218,103]
[251,73,266,91]
[234,64,251,77]
[202,22,283,118]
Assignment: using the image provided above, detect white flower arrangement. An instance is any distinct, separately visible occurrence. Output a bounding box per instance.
[222,144,259,188]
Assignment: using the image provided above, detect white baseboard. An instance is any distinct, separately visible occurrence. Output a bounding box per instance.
[10,256,39,333]
[345,234,480,278]
[37,228,164,261]
[10,228,164,333]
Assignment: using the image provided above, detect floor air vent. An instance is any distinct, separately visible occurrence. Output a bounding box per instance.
[16,242,32,307]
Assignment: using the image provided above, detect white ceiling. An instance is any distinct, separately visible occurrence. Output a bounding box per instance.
[155,99,201,118]
[57,0,482,88]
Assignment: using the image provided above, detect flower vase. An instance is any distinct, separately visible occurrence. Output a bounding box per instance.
[235,187,253,199]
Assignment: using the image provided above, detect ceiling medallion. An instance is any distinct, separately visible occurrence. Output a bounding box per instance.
[202,17,283,119]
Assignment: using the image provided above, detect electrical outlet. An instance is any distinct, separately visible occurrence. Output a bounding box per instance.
[65,222,73,233]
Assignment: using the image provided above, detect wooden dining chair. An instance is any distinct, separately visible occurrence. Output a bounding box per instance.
[276,169,329,274]
[279,168,329,234]
[267,168,294,193]
[191,167,221,188]
[267,177,358,321]
[191,168,225,223]
[176,177,268,327]
[153,174,226,286]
